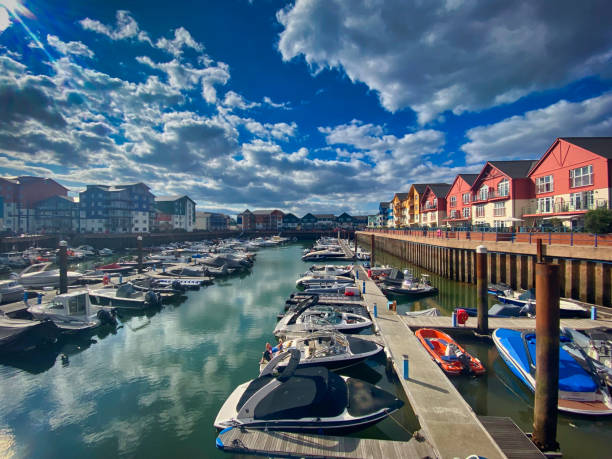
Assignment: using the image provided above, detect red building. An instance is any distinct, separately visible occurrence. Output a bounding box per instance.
[240,209,284,230]
[444,174,478,228]
[524,137,611,229]
[0,176,68,233]
[470,161,536,229]
[420,184,451,227]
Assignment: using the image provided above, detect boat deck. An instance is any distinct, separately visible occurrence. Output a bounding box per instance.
[215,427,436,458]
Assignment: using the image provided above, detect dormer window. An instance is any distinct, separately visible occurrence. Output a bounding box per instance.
[497,179,509,197]
[478,185,489,201]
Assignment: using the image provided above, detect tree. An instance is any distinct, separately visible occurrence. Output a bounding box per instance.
[584,208,612,234]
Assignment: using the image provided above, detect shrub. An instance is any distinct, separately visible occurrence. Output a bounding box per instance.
[584,208,612,234]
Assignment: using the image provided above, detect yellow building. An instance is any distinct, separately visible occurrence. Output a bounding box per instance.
[407,184,427,226]
[391,192,409,227]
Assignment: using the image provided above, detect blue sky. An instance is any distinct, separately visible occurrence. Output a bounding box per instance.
[0,0,611,216]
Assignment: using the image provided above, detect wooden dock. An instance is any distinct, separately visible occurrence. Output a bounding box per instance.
[339,239,355,259]
[356,265,507,459]
[478,416,546,459]
[215,427,436,458]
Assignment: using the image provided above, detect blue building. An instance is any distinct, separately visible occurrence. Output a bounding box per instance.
[378,202,392,227]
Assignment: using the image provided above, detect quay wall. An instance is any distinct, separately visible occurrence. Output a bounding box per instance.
[356,231,612,307]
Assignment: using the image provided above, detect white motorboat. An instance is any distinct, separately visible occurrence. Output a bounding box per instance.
[98,248,113,256]
[275,306,372,337]
[18,262,83,288]
[0,280,25,304]
[89,283,162,310]
[296,273,353,288]
[308,265,353,277]
[259,330,382,374]
[0,252,28,268]
[28,290,116,333]
[215,349,403,432]
[0,313,60,352]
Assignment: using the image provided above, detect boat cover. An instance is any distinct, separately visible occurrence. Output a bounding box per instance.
[495,329,597,393]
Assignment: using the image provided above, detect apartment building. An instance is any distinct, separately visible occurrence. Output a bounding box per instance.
[420,184,451,227]
[195,212,230,231]
[444,174,478,228]
[155,195,196,232]
[407,184,427,227]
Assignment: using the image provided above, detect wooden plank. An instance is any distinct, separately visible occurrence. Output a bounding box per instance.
[479,416,545,459]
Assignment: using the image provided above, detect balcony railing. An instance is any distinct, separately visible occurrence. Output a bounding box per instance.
[472,190,509,202]
[523,199,608,215]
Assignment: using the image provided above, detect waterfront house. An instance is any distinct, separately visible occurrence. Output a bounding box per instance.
[368,215,378,228]
[336,212,354,229]
[253,210,284,231]
[378,201,392,227]
[407,184,427,227]
[391,193,409,227]
[0,176,68,234]
[195,211,230,231]
[314,214,336,229]
[155,195,196,232]
[523,137,611,229]
[79,183,155,233]
[281,213,300,230]
[238,209,255,230]
[33,195,79,234]
[420,184,452,228]
[470,161,536,229]
[352,215,369,229]
[444,174,479,228]
[300,213,317,230]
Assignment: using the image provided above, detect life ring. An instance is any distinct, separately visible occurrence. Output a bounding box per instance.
[456,308,468,325]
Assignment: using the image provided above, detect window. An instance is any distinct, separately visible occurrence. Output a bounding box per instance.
[433,198,437,208]
[475,205,485,218]
[450,196,456,207]
[570,165,593,188]
[497,179,509,197]
[537,197,554,213]
[536,175,554,194]
[450,210,458,218]
[462,192,470,204]
[478,186,489,201]
[462,207,470,218]
[494,201,506,216]
[570,191,594,210]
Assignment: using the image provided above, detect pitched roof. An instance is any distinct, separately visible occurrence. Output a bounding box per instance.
[393,192,409,201]
[457,174,479,186]
[314,214,336,219]
[561,137,612,159]
[411,184,428,194]
[155,195,191,202]
[252,209,276,215]
[489,160,538,178]
[379,201,390,208]
[425,183,452,197]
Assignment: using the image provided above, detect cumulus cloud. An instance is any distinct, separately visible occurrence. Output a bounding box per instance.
[222,91,260,110]
[262,96,290,110]
[0,6,10,34]
[462,92,612,164]
[156,27,203,56]
[277,0,612,123]
[80,10,152,44]
[47,35,94,58]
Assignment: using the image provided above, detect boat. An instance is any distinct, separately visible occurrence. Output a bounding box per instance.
[215,349,403,432]
[497,289,589,318]
[95,262,134,274]
[296,274,353,288]
[89,284,162,310]
[415,328,485,375]
[382,275,438,298]
[301,249,347,262]
[28,290,116,333]
[0,314,60,352]
[562,327,612,388]
[0,280,25,304]
[493,328,612,415]
[303,282,356,295]
[308,265,353,277]
[259,330,382,373]
[488,282,511,296]
[275,306,372,337]
[378,268,410,287]
[0,252,28,268]
[98,248,113,256]
[405,308,441,317]
[18,263,83,288]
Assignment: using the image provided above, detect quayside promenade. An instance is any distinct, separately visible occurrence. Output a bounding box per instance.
[357,230,612,307]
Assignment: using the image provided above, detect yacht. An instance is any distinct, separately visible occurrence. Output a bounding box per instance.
[215,349,403,432]
[28,290,116,333]
[0,280,25,304]
[18,263,83,288]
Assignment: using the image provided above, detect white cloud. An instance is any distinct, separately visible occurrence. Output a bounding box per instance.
[156,27,203,56]
[277,0,612,123]
[263,96,290,110]
[80,10,152,44]
[462,92,612,164]
[0,6,10,34]
[47,35,94,58]
[222,91,260,110]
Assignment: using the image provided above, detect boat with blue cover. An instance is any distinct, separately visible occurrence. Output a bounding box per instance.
[493,328,612,415]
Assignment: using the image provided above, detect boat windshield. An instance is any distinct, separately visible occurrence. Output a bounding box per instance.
[67,294,87,315]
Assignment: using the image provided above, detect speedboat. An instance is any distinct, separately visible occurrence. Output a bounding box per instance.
[382,275,438,298]
[301,249,347,261]
[497,289,588,318]
[488,283,511,296]
[28,290,116,333]
[296,274,353,288]
[0,280,25,304]
[89,283,162,310]
[95,262,134,274]
[0,313,60,352]
[379,268,410,287]
[493,328,612,415]
[303,282,354,294]
[275,306,372,337]
[406,308,441,317]
[562,327,612,388]
[260,331,382,373]
[215,349,403,432]
[98,248,113,256]
[416,328,485,375]
[308,265,353,277]
[18,262,82,288]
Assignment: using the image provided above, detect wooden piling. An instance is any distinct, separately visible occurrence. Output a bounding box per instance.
[137,235,143,273]
[58,240,68,294]
[370,234,375,266]
[476,245,488,335]
[533,262,560,452]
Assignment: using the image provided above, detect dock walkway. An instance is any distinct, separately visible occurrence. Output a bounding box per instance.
[355,265,506,459]
[339,239,355,259]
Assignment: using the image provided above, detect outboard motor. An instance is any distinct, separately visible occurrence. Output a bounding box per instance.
[171,280,185,292]
[97,308,117,326]
[145,290,161,307]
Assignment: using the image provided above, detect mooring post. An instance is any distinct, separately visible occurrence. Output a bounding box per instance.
[536,238,544,263]
[476,245,488,334]
[533,262,560,452]
[137,235,143,273]
[370,234,375,266]
[59,240,68,294]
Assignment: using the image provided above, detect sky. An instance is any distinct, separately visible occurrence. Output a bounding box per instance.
[0,0,611,216]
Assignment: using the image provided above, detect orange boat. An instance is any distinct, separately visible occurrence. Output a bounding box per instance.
[415,328,485,375]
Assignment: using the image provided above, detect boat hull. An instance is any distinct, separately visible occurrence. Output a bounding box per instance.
[0,320,60,352]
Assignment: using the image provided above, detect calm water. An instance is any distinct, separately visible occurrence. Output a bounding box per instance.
[0,243,416,458]
[373,247,612,459]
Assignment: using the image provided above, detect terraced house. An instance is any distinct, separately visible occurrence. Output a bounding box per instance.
[420,184,451,227]
[523,137,611,229]
[391,192,409,227]
[407,184,427,227]
[444,174,478,228]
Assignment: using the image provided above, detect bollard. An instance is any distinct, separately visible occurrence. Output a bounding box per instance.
[59,240,68,294]
[387,301,393,310]
[476,245,488,334]
[451,311,457,327]
[153,264,156,272]
[373,303,378,317]
[362,280,366,294]
[532,262,560,452]
[591,306,597,320]
[137,235,143,273]
[37,293,43,304]
[163,265,166,273]
[403,355,409,379]
[23,291,28,305]
[355,269,359,280]
[119,274,123,284]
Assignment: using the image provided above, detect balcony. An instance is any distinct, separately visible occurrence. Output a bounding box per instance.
[472,190,509,203]
[523,199,608,216]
